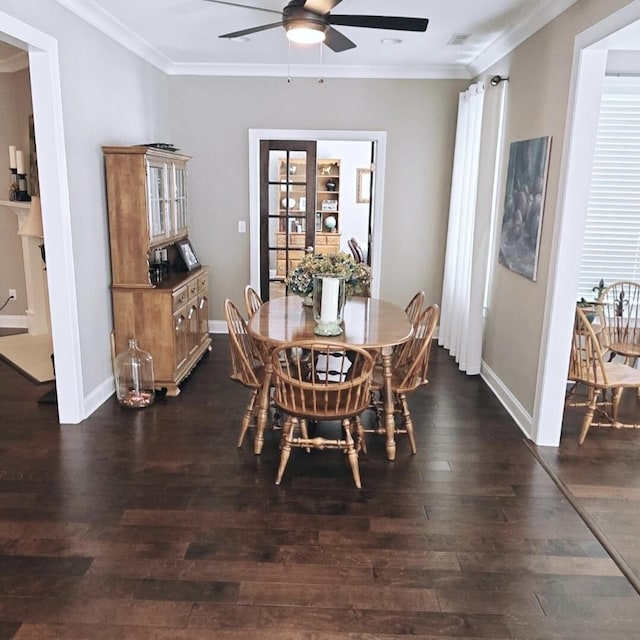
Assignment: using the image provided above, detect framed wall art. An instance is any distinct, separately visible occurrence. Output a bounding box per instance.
[498,136,552,281]
[176,238,201,272]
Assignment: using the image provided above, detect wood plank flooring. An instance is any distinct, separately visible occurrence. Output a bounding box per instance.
[0,334,638,639]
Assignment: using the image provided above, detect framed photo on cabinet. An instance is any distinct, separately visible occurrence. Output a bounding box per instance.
[176,238,201,272]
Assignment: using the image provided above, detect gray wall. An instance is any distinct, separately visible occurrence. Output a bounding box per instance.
[168,75,466,318]
[0,66,31,318]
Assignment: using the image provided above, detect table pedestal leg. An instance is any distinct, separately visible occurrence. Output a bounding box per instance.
[380,348,396,461]
[254,363,272,455]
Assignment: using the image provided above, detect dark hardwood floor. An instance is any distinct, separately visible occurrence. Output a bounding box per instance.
[0,334,639,639]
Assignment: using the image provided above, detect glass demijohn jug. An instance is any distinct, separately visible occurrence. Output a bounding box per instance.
[115,338,155,408]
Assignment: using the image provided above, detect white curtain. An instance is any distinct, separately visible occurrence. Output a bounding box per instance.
[439,82,486,374]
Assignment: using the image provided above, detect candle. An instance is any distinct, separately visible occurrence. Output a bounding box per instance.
[16,150,24,174]
[8,145,16,169]
[320,277,340,323]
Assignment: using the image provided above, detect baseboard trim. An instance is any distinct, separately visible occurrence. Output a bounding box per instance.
[209,320,227,334]
[481,359,534,440]
[83,375,115,419]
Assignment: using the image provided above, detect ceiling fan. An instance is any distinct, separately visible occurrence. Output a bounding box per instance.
[203,0,429,52]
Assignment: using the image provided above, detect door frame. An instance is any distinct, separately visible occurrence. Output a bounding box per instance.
[0,11,83,423]
[249,129,386,299]
[535,1,640,446]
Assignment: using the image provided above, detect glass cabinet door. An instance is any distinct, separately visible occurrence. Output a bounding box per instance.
[173,162,188,236]
[147,160,167,242]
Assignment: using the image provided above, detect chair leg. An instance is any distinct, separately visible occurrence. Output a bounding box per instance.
[611,387,622,427]
[276,416,296,485]
[237,389,258,448]
[398,393,417,454]
[353,416,367,454]
[299,418,311,453]
[578,390,598,445]
[342,419,362,489]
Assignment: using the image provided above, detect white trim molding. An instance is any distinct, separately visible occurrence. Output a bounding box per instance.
[481,360,534,441]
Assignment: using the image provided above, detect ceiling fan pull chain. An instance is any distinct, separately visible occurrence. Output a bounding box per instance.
[318,41,324,84]
[287,39,292,83]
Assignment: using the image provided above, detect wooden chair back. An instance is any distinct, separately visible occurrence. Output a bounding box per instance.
[395,304,439,393]
[596,280,640,361]
[348,237,365,263]
[569,305,610,387]
[392,290,425,368]
[405,290,425,327]
[270,341,374,421]
[244,285,264,318]
[223,299,263,388]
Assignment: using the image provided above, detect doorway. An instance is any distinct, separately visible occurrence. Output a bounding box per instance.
[249,129,386,300]
[0,11,84,423]
[535,2,640,446]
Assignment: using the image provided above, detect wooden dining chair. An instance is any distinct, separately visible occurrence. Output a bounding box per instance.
[223,299,270,448]
[596,281,640,366]
[270,341,374,489]
[567,305,640,444]
[244,284,264,319]
[392,290,425,368]
[370,304,439,454]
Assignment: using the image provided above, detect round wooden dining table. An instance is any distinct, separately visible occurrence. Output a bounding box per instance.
[248,296,413,460]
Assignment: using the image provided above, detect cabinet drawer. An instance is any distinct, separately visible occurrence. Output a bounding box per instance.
[173,285,188,310]
[188,280,198,299]
[197,272,208,292]
[325,234,340,246]
[277,249,305,260]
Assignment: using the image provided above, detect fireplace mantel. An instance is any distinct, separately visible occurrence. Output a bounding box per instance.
[0,199,49,335]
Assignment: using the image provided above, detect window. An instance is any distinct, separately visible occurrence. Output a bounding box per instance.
[578,76,640,299]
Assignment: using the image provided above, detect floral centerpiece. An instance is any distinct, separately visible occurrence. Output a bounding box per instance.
[286,251,372,300]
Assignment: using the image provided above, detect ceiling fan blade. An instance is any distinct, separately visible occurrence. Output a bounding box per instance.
[219,21,283,38]
[328,15,429,32]
[324,26,356,53]
[202,0,281,16]
[302,0,342,15]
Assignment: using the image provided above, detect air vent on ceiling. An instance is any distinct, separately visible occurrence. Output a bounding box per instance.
[447,33,469,46]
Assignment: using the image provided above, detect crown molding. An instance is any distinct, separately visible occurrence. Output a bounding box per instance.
[55,0,173,73]
[57,0,576,81]
[0,50,28,73]
[467,0,578,77]
[168,61,472,80]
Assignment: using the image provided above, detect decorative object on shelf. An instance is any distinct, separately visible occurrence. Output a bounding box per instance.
[8,145,30,201]
[281,197,296,209]
[115,338,155,409]
[175,238,201,272]
[285,251,372,301]
[321,199,338,211]
[325,177,337,191]
[144,143,179,152]
[288,164,297,175]
[324,215,337,231]
[313,274,346,335]
[298,196,306,211]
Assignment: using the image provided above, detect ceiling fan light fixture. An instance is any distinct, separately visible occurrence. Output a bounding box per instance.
[285,21,327,45]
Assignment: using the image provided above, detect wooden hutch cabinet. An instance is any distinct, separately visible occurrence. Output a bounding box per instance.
[103,145,211,396]
[274,157,341,278]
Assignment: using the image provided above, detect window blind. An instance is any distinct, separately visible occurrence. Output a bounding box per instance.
[578,76,640,300]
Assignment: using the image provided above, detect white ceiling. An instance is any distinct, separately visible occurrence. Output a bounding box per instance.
[50,0,579,79]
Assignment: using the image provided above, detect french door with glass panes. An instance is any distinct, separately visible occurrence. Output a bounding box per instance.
[259,140,317,301]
